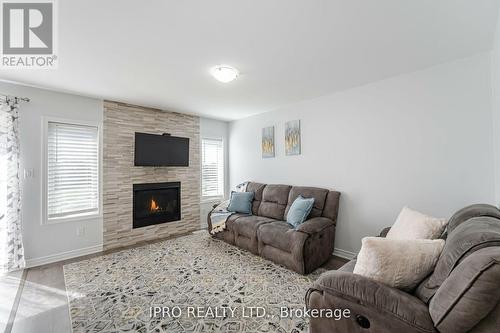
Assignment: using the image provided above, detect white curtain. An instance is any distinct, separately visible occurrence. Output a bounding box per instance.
[0,97,25,272]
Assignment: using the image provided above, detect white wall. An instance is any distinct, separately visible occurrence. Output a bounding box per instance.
[491,7,500,205]
[229,53,496,255]
[0,81,104,266]
[199,117,229,227]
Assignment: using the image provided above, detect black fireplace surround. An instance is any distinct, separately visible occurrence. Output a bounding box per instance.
[133,182,181,229]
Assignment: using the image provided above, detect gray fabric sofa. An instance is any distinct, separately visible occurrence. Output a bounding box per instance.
[305,204,500,333]
[207,182,341,274]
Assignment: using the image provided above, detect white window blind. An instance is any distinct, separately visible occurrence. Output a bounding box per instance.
[47,122,99,220]
[201,138,224,199]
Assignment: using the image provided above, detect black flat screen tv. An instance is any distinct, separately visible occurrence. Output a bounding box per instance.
[134,132,189,166]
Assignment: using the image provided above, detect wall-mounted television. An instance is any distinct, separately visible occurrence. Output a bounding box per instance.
[134,132,189,166]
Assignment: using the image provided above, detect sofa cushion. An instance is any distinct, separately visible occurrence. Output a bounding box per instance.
[415,217,500,303]
[246,182,266,215]
[227,191,254,214]
[322,190,341,221]
[354,237,444,291]
[258,221,295,252]
[296,217,334,235]
[468,302,500,333]
[387,206,447,240]
[257,184,291,220]
[284,186,328,219]
[286,195,315,228]
[429,247,500,333]
[233,215,276,238]
[447,204,500,234]
[224,213,246,231]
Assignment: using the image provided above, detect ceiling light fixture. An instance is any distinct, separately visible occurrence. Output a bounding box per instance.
[210,65,239,83]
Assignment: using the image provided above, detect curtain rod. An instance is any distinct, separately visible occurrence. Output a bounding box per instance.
[1,94,30,103]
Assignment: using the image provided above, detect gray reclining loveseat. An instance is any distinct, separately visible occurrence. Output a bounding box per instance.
[306,204,500,333]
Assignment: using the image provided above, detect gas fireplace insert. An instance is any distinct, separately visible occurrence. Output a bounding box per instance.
[132,182,181,228]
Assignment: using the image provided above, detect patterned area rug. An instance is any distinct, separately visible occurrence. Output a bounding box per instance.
[64,232,325,332]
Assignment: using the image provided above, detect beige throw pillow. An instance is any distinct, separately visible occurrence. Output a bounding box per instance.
[353,237,445,291]
[386,206,447,240]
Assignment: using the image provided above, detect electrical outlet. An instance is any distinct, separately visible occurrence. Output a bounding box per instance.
[23,168,34,179]
[76,226,86,237]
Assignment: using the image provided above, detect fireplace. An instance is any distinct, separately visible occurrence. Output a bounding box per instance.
[133,182,181,228]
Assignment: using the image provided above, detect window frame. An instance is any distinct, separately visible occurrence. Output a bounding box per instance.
[200,136,225,203]
[41,117,102,225]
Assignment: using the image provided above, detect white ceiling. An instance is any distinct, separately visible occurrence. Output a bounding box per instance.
[1,0,499,120]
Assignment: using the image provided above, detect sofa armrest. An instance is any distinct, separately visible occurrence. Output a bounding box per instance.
[206,203,222,231]
[307,270,435,333]
[378,226,391,238]
[207,209,214,232]
[296,217,334,235]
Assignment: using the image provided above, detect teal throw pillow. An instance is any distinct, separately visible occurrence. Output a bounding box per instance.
[287,195,315,228]
[227,191,254,214]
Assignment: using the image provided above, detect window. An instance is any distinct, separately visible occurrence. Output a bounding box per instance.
[46,121,99,222]
[201,138,224,200]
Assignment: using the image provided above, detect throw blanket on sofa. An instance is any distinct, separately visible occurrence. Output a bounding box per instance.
[209,182,249,234]
[209,200,233,234]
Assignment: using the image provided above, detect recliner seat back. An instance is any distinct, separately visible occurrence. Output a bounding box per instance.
[413,204,500,333]
[246,182,340,223]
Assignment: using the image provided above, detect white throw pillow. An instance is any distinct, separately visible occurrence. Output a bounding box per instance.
[353,237,445,291]
[386,206,447,240]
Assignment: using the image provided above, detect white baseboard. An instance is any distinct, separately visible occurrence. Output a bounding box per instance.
[25,244,103,268]
[333,248,357,260]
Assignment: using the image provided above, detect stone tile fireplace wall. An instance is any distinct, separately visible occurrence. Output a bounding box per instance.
[103,101,200,250]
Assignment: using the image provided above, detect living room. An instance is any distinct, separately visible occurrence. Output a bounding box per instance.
[0,1,499,333]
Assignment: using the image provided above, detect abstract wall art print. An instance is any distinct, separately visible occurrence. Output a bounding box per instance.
[285,120,301,156]
[262,126,275,158]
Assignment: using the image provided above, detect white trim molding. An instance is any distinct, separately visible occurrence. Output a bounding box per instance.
[333,247,357,260]
[25,244,103,268]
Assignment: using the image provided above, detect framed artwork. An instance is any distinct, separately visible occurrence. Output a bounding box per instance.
[285,120,301,156]
[262,126,275,158]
